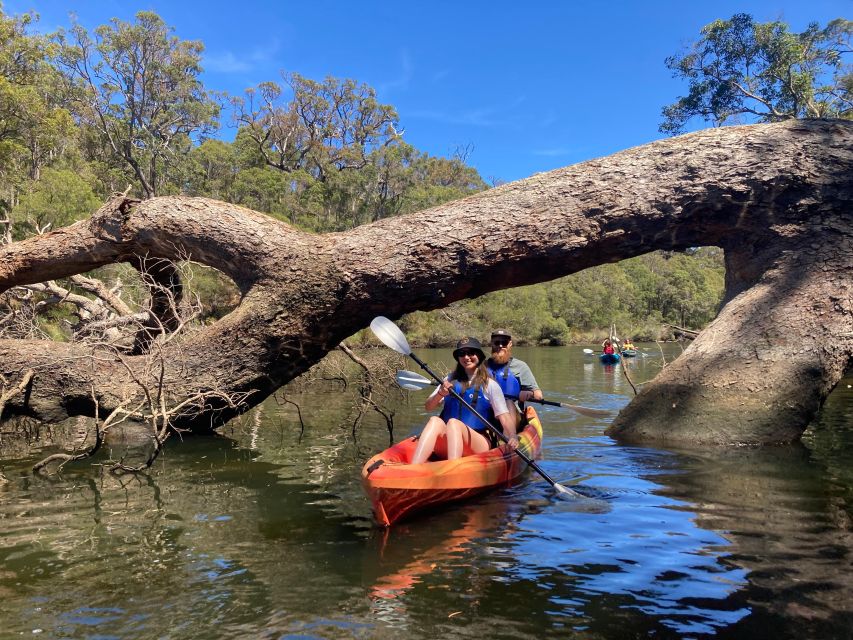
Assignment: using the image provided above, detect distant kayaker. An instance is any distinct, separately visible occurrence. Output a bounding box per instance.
[412,337,518,464]
[622,338,635,350]
[486,329,543,426]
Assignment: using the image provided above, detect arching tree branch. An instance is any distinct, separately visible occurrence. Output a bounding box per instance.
[1,119,851,445]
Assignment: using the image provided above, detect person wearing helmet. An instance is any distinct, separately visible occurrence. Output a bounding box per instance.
[411,336,518,464]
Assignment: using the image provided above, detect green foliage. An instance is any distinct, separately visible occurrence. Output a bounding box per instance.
[184,139,238,201]
[230,166,291,219]
[232,73,400,176]
[54,11,220,198]
[229,74,487,231]
[11,167,100,237]
[398,249,726,347]
[0,7,74,205]
[401,148,487,214]
[662,14,852,134]
[35,302,77,341]
[183,263,240,320]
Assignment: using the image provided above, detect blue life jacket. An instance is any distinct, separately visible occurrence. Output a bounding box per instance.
[440,380,494,432]
[486,361,521,400]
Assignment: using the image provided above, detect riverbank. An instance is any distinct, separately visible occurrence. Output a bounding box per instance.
[345,320,693,349]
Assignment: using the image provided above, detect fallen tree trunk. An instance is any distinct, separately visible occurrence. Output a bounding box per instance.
[1,119,851,444]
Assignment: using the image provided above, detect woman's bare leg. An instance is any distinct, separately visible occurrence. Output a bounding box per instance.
[459,425,492,455]
[411,417,448,464]
[444,420,492,458]
[445,418,466,459]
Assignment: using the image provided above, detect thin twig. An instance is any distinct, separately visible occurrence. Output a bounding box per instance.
[621,362,639,395]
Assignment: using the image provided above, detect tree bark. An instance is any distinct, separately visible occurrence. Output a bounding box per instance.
[1,119,851,444]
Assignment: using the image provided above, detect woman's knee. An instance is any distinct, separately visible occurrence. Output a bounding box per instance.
[421,417,446,435]
[445,418,465,431]
[461,426,491,454]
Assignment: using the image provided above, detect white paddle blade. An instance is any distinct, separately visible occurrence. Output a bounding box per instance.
[370,316,412,355]
[396,370,433,390]
[554,483,583,498]
[582,348,594,355]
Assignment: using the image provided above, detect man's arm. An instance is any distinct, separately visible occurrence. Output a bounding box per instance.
[509,359,543,401]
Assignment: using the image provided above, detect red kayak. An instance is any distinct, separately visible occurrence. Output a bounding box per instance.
[361,406,544,526]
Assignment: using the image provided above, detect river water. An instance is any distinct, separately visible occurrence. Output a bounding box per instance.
[1,345,851,639]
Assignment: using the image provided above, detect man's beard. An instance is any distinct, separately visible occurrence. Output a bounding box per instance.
[490,350,510,365]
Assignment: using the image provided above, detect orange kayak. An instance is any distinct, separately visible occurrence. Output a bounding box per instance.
[361,406,544,526]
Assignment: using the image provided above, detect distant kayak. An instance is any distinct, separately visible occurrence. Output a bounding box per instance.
[599,352,621,364]
[621,349,637,357]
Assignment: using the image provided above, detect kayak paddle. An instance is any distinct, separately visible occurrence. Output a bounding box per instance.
[370,316,580,497]
[395,370,612,418]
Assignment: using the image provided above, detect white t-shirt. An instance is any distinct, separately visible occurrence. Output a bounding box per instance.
[430,376,509,417]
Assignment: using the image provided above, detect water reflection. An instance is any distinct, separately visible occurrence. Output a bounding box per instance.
[647,443,853,637]
[0,345,850,638]
[367,498,518,624]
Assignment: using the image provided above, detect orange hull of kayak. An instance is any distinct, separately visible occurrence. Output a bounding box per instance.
[361,406,544,526]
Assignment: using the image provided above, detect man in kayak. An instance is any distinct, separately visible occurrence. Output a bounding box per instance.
[486,329,543,426]
[411,337,518,464]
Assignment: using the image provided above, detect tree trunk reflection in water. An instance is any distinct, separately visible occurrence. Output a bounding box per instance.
[0,345,850,638]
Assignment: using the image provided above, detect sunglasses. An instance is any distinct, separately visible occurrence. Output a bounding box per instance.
[491,339,510,348]
[457,349,480,358]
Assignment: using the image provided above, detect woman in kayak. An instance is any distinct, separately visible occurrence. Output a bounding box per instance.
[411,336,518,464]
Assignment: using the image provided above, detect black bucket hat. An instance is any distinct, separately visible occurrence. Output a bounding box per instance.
[452,337,486,362]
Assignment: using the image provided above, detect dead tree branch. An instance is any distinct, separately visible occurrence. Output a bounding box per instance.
[30,263,252,474]
[0,370,34,421]
[665,323,700,338]
[338,341,398,438]
[33,388,109,474]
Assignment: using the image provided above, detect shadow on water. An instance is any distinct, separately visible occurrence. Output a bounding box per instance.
[645,440,853,639]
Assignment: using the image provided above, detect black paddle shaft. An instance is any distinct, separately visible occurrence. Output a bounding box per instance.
[505,395,559,409]
[407,351,561,488]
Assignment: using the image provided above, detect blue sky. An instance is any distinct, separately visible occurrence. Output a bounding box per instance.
[6,0,850,184]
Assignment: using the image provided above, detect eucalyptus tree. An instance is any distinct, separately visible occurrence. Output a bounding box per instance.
[10,167,100,238]
[54,11,220,199]
[185,139,238,201]
[233,73,402,177]
[232,73,405,229]
[661,14,852,134]
[404,150,487,214]
[0,8,74,192]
